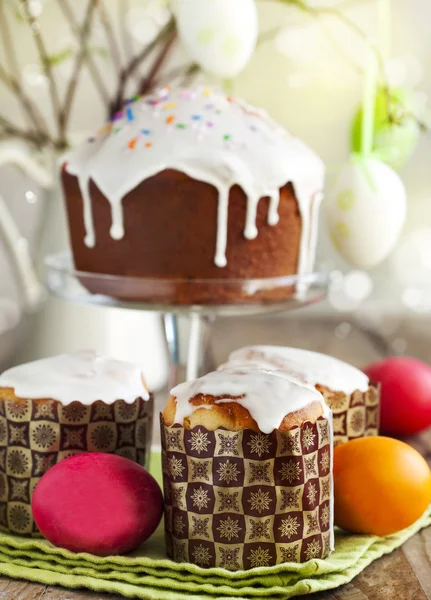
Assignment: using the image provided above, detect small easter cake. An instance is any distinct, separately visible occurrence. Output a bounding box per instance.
[62,86,325,304]
[161,365,333,569]
[223,346,380,445]
[0,350,153,535]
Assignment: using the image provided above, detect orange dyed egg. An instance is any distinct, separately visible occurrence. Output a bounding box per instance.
[334,437,431,536]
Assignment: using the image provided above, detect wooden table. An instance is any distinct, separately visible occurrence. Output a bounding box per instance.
[1,315,430,599]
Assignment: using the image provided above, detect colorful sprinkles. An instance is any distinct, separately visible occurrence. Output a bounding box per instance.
[126,106,135,122]
[93,87,263,154]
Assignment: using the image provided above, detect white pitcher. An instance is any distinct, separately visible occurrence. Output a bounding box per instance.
[0,139,51,311]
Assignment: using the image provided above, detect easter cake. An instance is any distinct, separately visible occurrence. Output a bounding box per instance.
[223,345,380,445]
[62,86,325,304]
[161,365,333,568]
[0,350,153,535]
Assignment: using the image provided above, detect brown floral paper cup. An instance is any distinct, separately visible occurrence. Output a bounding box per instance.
[320,384,380,447]
[161,415,333,570]
[0,395,154,536]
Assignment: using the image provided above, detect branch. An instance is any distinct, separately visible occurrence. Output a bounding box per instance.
[180,63,201,87]
[0,66,51,139]
[0,4,51,137]
[153,62,200,87]
[21,0,62,135]
[60,0,98,144]
[0,1,29,127]
[0,114,52,147]
[98,0,123,72]
[262,0,395,123]
[138,30,177,95]
[118,0,134,65]
[301,3,393,118]
[110,18,176,116]
[58,0,110,106]
[334,0,379,10]
[314,14,362,74]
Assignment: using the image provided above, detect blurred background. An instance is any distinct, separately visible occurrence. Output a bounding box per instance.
[0,0,430,390]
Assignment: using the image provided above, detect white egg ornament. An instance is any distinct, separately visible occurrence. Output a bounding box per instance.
[325,157,407,269]
[173,0,258,78]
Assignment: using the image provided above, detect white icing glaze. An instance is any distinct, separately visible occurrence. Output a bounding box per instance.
[0,350,150,405]
[226,346,369,395]
[63,86,325,274]
[169,366,327,434]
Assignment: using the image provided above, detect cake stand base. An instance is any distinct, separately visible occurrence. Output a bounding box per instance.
[45,251,330,384]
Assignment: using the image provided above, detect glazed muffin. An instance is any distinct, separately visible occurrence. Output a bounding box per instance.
[62,86,325,304]
[223,346,380,446]
[0,350,153,535]
[161,366,333,569]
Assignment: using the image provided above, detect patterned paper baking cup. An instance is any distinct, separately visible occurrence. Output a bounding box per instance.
[319,384,380,447]
[0,395,154,536]
[161,415,333,570]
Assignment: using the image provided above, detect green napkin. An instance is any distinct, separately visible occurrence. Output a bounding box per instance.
[0,451,428,600]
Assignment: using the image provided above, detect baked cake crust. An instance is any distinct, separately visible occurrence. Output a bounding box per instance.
[63,169,304,303]
[162,394,324,431]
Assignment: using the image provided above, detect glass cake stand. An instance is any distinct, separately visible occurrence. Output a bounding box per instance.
[45,251,330,383]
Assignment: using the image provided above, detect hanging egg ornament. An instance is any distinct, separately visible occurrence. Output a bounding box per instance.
[351,87,420,170]
[325,156,407,269]
[173,0,258,78]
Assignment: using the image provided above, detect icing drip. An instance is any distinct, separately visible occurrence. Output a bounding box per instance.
[244,194,260,240]
[215,184,229,268]
[170,366,326,434]
[267,190,280,226]
[63,87,325,274]
[226,346,370,395]
[78,176,95,248]
[110,199,125,240]
[0,350,150,405]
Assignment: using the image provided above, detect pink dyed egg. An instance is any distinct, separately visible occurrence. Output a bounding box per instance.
[32,453,163,556]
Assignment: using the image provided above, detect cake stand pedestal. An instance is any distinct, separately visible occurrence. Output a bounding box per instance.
[45,251,330,385]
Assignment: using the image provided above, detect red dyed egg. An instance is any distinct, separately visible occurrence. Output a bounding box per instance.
[364,357,431,436]
[32,453,163,556]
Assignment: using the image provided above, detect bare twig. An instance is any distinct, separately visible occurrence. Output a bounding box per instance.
[257,25,286,47]
[154,62,200,87]
[58,0,110,106]
[60,0,98,145]
[264,0,395,124]
[303,4,394,119]
[335,0,379,10]
[0,5,51,137]
[0,66,51,139]
[99,0,123,72]
[118,0,134,64]
[138,30,177,95]
[180,63,201,88]
[0,1,29,127]
[314,14,362,74]
[110,18,176,115]
[21,0,62,135]
[0,114,52,147]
